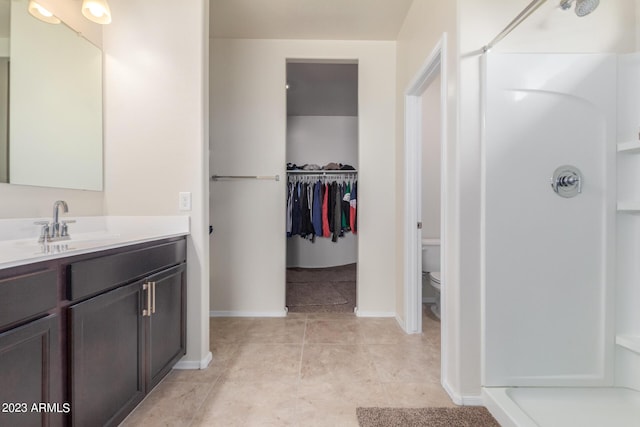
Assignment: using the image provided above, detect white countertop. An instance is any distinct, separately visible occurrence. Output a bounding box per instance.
[0,216,190,270]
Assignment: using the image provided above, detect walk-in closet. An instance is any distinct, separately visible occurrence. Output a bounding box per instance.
[285,61,358,313]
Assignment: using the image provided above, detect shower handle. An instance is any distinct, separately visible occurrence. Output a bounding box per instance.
[551,166,583,198]
[557,175,581,190]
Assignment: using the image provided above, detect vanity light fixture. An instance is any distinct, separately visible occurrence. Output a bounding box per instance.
[81,0,112,25]
[28,0,61,24]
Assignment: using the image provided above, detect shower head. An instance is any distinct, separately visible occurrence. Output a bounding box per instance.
[559,0,600,17]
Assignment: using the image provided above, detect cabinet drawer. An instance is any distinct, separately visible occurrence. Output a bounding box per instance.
[0,269,57,330]
[68,239,186,301]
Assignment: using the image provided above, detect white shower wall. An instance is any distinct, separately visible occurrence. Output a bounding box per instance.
[482,53,616,387]
[615,53,640,392]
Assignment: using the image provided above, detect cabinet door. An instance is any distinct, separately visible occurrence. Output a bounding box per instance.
[0,315,62,427]
[147,264,186,389]
[69,282,144,427]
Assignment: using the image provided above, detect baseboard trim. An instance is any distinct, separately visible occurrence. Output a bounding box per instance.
[210,310,287,318]
[354,308,396,318]
[395,314,407,332]
[173,351,212,370]
[442,378,483,406]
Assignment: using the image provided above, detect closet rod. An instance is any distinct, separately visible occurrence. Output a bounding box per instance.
[211,175,280,181]
[287,170,358,175]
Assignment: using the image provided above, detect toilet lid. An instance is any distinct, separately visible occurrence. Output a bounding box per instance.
[430,272,441,284]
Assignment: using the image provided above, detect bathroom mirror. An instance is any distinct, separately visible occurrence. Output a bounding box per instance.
[0,0,103,191]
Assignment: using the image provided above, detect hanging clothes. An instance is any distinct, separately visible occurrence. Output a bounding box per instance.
[342,182,351,232]
[350,180,357,234]
[322,183,330,237]
[286,182,293,237]
[312,181,323,236]
[333,181,342,242]
[300,183,311,239]
[292,182,302,236]
[286,172,358,242]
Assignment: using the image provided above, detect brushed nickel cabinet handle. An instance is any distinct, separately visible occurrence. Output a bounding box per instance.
[151,281,156,314]
[143,283,151,317]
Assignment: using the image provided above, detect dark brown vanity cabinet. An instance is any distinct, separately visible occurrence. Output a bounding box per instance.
[67,239,186,427]
[68,282,145,427]
[0,268,63,427]
[146,264,187,389]
[0,237,186,427]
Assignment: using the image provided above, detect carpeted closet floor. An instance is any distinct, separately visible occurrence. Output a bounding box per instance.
[286,264,356,313]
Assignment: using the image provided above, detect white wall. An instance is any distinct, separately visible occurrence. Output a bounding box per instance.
[286,115,358,268]
[287,235,358,269]
[458,0,637,398]
[637,0,640,48]
[0,57,7,183]
[0,39,8,56]
[287,116,358,167]
[0,184,103,218]
[211,39,396,316]
[103,0,210,367]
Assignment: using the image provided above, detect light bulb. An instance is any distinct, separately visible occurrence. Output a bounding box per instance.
[28,0,61,24]
[34,4,53,17]
[81,0,112,24]
[88,4,104,18]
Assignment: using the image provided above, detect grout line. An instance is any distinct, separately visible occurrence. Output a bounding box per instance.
[292,315,308,427]
[298,315,308,378]
[184,374,221,427]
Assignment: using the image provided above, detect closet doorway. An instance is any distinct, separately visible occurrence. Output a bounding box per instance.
[285,60,359,314]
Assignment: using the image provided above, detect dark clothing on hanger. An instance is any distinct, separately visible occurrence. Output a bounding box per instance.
[291,182,302,236]
[333,181,341,242]
[312,181,323,236]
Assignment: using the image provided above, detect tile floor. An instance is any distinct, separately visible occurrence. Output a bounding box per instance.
[120,306,454,426]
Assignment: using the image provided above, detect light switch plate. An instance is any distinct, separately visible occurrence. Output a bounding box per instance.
[179,192,192,211]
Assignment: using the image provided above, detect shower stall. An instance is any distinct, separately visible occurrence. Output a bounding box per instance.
[481,51,640,426]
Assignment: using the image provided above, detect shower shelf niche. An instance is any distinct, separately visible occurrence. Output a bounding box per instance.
[616,202,640,213]
[616,335,640,355]
[617,141,640,153]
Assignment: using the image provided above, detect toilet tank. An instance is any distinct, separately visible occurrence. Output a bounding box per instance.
[421,238,441,272]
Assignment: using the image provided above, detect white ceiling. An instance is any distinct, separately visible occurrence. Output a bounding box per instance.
[210,0,414,40]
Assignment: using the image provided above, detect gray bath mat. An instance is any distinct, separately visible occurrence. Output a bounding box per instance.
[356,407,500,427]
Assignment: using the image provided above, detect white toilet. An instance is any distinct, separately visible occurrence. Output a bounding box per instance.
[421,238,441,319]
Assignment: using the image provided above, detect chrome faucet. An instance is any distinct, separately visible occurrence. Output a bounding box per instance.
[35,200,75,243]
[52,200,68,238]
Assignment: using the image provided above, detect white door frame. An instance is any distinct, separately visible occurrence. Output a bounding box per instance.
[403,33,448,344]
